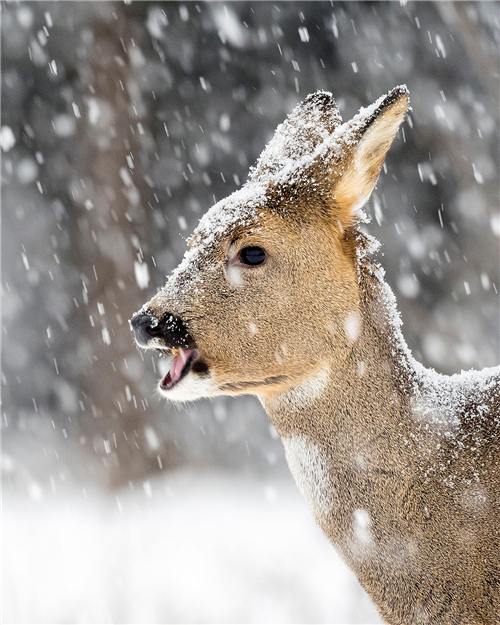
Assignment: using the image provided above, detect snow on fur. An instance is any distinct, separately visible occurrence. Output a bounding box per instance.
[147,85,408,315]
[149,86,499,437]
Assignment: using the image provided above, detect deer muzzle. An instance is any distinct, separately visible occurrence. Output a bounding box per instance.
[130,311,209,393]
[129,311,196,350]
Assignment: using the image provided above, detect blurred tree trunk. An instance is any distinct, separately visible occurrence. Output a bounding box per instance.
[73,9,169,488]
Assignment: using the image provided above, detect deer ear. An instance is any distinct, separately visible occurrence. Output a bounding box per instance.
[251,91,342,181]
[332,86,409,222]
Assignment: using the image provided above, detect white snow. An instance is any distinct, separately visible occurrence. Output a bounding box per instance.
[1,126,16,152]
[119,166,133,187]
[435,34,446,58]
[249,90,342,183]
[344,311,361,342]
[212,5,246,48]
[87,98,102,125]
[16,158,38,185]
[299,26,310,42]
[29,38,48,66]
[146,7,168,39]
[134,261,150,290]
[251,86,406,190]
[480,273,491,290]
[16,6,34,28]
[490,213,500,237]
[199,76,210,93]
[219,113,231,132]
[3,472,380,623]
[397,273,420,299]
[353,509,372,545]
[52,114,76,137]
[144,426,160,451]
[362,259,500,466]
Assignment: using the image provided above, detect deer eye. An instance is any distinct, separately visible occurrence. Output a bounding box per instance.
[239,246,266,266]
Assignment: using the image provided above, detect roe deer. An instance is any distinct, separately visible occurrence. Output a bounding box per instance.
[131,86,500,625]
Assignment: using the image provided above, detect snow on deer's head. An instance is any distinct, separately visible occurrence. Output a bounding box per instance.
[130,87,409,402]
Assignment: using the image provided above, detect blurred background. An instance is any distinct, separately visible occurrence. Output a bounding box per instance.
[2,2,499,623]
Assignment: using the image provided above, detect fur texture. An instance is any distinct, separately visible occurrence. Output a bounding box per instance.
[133,87,500,624]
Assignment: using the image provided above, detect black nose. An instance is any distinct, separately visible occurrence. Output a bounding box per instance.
[130,313,161,346]
[130,312,195,349]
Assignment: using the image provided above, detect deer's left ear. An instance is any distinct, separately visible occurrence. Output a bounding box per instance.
[332,86,409,221]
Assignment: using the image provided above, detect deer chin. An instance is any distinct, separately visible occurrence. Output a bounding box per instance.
[157,348,221,402]
[159,372,221,402]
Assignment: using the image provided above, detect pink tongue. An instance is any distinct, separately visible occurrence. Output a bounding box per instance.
[170,349,193,383]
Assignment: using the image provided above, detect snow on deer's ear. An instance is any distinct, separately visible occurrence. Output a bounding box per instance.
[250,91,342,182]
[332,85,409,222]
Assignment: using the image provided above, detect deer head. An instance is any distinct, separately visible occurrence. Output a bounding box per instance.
[130,87,409,402]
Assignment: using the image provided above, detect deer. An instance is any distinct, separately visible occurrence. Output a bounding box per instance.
[130,86,500,625]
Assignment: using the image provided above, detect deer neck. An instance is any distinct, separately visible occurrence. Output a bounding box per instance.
[261,259,422,529]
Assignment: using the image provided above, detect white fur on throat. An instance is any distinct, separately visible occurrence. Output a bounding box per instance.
[160,372,221,402]
[278,368,330,409]
[283,435,334,517]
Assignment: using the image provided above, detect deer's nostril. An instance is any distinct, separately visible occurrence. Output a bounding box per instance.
[130,313,161,345]
[130,312,195,349]
[145,318,162,336]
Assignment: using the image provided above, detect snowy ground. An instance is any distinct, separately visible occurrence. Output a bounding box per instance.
[3,471,381,624]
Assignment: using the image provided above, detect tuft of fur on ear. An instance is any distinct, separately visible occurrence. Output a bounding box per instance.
[251,91,342,182]
[332,86,409,223]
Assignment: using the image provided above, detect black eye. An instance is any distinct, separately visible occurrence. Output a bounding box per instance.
[239,246,266,266]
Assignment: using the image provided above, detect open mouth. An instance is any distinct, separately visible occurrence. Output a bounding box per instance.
[158,347,197,391]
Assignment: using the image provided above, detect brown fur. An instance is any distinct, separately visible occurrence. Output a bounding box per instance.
[138,88,500,624]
